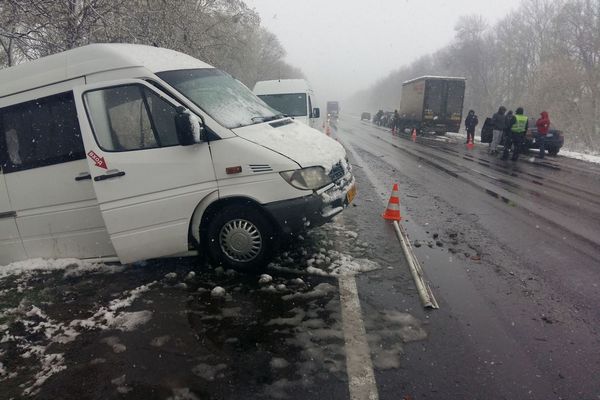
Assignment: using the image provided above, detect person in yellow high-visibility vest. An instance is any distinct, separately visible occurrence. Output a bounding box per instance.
[502,107,528,161]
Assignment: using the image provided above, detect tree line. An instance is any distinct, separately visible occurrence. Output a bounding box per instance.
[0,0,304,90]
[347,0,600,153]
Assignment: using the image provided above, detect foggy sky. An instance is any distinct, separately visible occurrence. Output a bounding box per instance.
[245,0,523,106]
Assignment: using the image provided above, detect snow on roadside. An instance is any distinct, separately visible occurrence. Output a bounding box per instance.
[268,223,378,277]
[0,258,122,280]
[70,281,156,331]
[443,132,600,164]
[1,281,156,396]
[558,149,600,164]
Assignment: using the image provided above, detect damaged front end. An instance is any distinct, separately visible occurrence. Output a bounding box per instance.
[264,158,356,235]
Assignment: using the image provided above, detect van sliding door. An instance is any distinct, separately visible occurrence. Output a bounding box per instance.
[1,83,116,261]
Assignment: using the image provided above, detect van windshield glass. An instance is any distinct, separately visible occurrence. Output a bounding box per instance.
[257,93,307,117]
[157,69,278,128]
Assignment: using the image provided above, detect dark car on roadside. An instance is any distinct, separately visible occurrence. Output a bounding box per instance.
[481,116,564,156]
[524,125,564,156]
[361,112,371,121]
[480,117,493,143]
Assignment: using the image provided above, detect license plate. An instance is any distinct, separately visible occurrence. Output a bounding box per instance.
[546,133,553,137]
[346,184,357,204]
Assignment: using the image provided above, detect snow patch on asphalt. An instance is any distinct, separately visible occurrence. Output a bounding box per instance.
[558,149,600,164]
[1,281,155,395]
[0,258,121,279]
[150,335,171,347]
[365,309,428,371]
[210,286,226,298]
[192,362,227,381]
[268,223,378,276]
[167,387,201,400]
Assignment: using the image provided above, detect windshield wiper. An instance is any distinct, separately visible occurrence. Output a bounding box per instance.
[251,114,286,123]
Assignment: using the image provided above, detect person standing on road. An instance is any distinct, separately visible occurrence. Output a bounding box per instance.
[465,110,478,144]
[392,109,400,133]
[500,110,514,159]
[536,111,550,159]
[506,107,528,161]
[489,106,506,155]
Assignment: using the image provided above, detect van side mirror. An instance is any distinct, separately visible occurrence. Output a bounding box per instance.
[313,108,320,118]
[174,108,204,145]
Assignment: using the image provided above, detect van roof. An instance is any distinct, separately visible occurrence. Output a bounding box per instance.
[402,75,467,85]
[0,43,213,98]
[253,79,312,95]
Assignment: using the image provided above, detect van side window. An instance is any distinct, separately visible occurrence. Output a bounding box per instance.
[0,92,85,174]
[84,84,179,152]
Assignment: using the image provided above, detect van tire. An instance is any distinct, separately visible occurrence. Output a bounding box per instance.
[548,147,559,156]
[205,205,274,271]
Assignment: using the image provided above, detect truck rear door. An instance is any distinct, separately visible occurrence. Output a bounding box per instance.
[445,80,465,133]
[424,80,444,125]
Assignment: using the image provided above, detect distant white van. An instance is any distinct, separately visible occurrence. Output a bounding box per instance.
[253,79,320,128]
[0,44,356,269]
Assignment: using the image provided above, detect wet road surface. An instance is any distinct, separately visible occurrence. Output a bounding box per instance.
[338,116,600,399]
[1,115,599,399]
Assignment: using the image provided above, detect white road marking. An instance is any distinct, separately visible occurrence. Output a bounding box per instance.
[338,274,379,400]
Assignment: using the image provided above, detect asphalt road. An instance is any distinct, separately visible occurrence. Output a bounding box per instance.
[1,115,599,400]
[338,115,600,399]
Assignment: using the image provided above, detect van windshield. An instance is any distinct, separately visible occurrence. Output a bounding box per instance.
[157,69,278,128]
[257,93,307,117]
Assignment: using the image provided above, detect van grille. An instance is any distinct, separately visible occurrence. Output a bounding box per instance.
[329,162,345,182]
[249,164,273,173]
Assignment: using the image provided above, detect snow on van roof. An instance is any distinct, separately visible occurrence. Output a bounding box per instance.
[402,75,467,85]
[253,79,313,95]
[0,44,213,98]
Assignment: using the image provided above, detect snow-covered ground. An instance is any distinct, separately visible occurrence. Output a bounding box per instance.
[445,131,600,164]
[0,258,123,278]
[557,149,600,164]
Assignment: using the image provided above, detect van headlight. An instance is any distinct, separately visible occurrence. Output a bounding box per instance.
[280,167,332,190]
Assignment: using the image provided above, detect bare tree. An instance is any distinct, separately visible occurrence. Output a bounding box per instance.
[347,0,600,153]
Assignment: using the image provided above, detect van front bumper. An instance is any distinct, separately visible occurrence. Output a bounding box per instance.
[264,177,356,235]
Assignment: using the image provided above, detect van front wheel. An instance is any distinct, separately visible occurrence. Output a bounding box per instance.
[206,205,274,271]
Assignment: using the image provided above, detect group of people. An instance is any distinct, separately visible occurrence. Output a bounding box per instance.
[373,109,400,129]
[464,107,551,161]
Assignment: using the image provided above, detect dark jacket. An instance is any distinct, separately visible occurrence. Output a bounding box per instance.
[536,111,550,135]
[504,112,513,133]
[465,112,478,132]
[492,107,507,130]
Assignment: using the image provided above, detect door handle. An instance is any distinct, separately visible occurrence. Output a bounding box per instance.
[75,173,91,181]
[94,171,126,181]
[0,211,17,219]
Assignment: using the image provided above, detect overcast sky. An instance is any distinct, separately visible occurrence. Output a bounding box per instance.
[245,0,523,105]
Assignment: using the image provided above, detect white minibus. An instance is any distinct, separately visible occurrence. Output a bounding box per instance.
[0,44,356,269]
[253,79,320,128]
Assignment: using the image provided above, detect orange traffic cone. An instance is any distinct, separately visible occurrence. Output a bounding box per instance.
[382,183,402,221]
[411,128,417,141]
[466,136,474,149]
